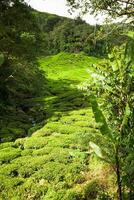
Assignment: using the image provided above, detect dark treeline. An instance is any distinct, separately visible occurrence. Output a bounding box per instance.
[0,1,47,141]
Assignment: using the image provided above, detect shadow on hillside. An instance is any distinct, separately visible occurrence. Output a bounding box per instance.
[0,73,90,142]
[45,78,90,113]
[0,60,48,143]
[28,77,90,136]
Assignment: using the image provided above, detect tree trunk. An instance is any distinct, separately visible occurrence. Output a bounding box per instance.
[115,148,122,200]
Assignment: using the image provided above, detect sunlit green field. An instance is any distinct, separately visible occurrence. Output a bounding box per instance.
[39,52,98,80]
[0,53,115,200]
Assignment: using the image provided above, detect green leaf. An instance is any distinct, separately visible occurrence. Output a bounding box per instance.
[90,95,112,138]
[89,141,103,158]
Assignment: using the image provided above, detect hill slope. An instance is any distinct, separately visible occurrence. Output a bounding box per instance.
[0,53,115,199]
[1,5,130,142]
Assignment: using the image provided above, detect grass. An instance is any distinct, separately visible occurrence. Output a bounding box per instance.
[0,52,115,199]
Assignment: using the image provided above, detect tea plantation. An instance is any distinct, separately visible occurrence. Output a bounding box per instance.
[0,53,115,199]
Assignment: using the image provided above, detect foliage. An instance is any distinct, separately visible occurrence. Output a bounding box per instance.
[0,0,133,198]
[0,1,132,141]
[83,33,134,199]
[67,0,134,19]
[0,53,113,199]
[0,1,48,141]
[33,11,132,57]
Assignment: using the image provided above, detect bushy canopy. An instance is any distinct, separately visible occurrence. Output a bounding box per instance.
[67,0,134,19]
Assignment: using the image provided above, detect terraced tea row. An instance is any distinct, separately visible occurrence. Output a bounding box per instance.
[0,53,111,199]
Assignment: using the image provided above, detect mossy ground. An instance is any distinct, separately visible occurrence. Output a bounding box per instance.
[0,53,115,199]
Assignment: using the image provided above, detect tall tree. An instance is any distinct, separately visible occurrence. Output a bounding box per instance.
[0,0,46,141]
[0,0,37,58]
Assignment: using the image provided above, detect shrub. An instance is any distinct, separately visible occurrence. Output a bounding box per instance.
[0,147,21,164]
[0,163,19,177]
[24,137,48,149]
[65,162,86,186]
[0,175,24,191]
[63,190,82,200]
[43,189,66,200]
[0,142,14,150]
[32,147,53,156]
[84,180,101,200]
[32,128,53,137]
[12,156,49,178]
[32,162,66,183]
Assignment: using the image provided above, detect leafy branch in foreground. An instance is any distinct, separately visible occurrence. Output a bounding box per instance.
[83,32,134,199]
[67,0,134,20]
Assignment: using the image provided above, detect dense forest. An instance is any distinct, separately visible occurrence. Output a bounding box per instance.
[0,0,134,199]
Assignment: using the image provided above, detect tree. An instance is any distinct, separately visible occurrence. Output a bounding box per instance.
[0,0,47,141]
[67,0,134,21]
[0,0,38,58]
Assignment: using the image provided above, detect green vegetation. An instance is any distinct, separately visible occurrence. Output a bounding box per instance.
[0,0,133,199]
[67,0,134,18]
[0,0,47,141]
[0,1,132,141]
[87,36,134,199]
[0,53,114,199]
[35,12,131,57]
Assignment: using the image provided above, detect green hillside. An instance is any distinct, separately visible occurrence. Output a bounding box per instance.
[0,5,131,142]
[0,53,115,199]
[0,1,134,199]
